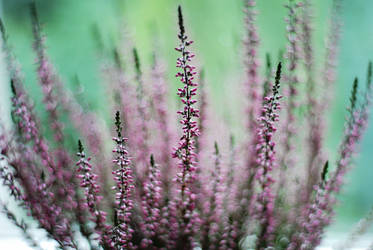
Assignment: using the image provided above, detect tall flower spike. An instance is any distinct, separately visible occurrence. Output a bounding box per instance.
[3,16,81,241]
[132,47,151,182]
[0,19,56,177]
[254,62,282,249]
[171,5,200,249]
[329,70,372,195]
[220,135,239,250]
[314,2,343,195]
[30,6,76,214]
[289,174,330,249]
[279,0,302,188]
[76,140,111,247]
[301,0,326,202]
[111,111,134,249]
[151,51,174,196]
[244,0,260,136]
[243,0,261,206]
[299,0,325,203]
[30,3,65,145]
[321,0,342,107]
[292,69,373,249]
[201,142,224,250]
[31,1,75,190]
[109,45,136,145]
[328,78,359,193]
[140,155,164,248]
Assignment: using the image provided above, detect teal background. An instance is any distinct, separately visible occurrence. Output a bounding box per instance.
[1,0,373,236]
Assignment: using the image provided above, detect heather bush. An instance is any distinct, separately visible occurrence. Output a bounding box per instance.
[0,1,372,249]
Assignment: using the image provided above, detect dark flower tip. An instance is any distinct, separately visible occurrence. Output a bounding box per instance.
[266,53,272,70]
[29,2,40,28]
[0,18,6,42]
[150,154,155,166]
[91,23,104,52]
[78,140,84,154]
[115,111,122,138]
[214,141,219,155]
[177,5,185,38]
[273,62,282,95]
[113,47,122,69]
[321,160,329,182]
[40,170,45,181]
[132,48,141,77]
[350,77,358,112]
[10,79,16,96]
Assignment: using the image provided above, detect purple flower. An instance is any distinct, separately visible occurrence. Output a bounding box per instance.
[31,4,65,146]
[279,0,302,183]
[201,142,224,249]
[151,54,175,194]
[76,140,111,246]
[253,62,282,249]
[292,67,373,249]
[243,0,261,208]
[140,155,164,248]
[170,6,200,248]
[110,111,135,249]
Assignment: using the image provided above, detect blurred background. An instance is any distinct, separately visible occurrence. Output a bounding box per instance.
[0,0,372,248]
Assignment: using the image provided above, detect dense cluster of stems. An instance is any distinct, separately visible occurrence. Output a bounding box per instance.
[0,1,372,250]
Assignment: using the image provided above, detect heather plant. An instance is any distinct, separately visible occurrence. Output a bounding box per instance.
[0,1,372,250]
